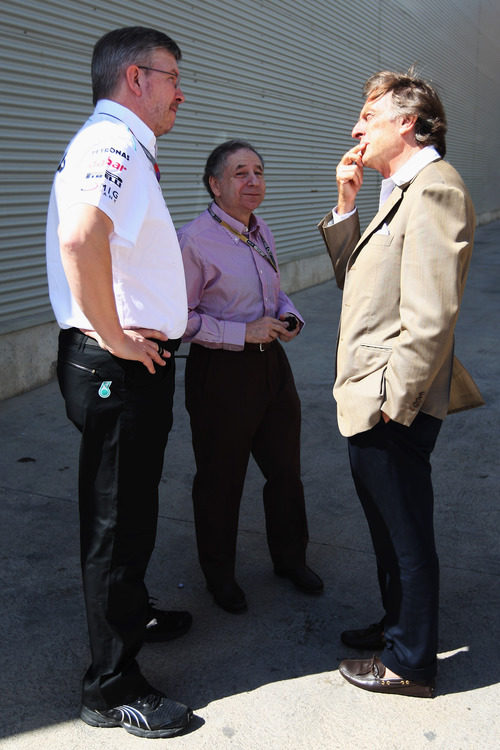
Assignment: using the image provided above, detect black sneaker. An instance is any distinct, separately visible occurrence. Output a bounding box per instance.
[80,691,192,739]
[144,607,193,642]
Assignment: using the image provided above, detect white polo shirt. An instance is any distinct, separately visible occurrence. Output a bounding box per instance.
[46,99,187,338]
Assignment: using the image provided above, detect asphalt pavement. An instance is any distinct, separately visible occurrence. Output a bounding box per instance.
[0,220,499,749]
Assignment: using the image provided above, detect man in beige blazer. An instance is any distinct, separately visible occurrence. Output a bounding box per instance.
[318,70,475,697]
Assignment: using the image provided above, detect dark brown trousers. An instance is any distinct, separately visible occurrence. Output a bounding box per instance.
[185,341,309,586]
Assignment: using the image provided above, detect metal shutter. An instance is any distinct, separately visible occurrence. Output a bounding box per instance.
[2,0,500,335]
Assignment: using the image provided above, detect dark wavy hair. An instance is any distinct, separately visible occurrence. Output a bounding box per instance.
[364,68,447,157]
[203,139,264,198]
[91,26,181,105]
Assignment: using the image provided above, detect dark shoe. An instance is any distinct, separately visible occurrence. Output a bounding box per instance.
[275,565,324,594]
[208,580,247,613]
[339,656,434,698]
[144,607,192,643]
[80,691,192,738]
[341,619,385,650]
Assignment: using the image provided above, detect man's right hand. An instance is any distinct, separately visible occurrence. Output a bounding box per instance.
[245,316,288,344]
[88,328,169,374]
[335,143,366,214]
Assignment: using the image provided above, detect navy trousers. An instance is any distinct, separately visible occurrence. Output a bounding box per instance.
[57,328,177,709]
[348,411,442,682]
[185,341,309,587]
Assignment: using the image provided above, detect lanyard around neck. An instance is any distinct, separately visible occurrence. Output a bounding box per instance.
[207,204,277,273]
[97,111,161,181]
[138,141,161,181]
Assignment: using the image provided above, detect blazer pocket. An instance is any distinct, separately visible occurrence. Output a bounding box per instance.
[354,345,391,398]
[358,343,392,360]
[366,233,394,246]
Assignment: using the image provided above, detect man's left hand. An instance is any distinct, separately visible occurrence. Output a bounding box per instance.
[278,314,300,342]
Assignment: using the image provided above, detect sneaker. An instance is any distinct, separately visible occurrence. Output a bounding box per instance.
[80,691,192,739]
[144,607,192,643]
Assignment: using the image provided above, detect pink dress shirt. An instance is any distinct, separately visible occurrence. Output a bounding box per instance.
[178,203,303,350]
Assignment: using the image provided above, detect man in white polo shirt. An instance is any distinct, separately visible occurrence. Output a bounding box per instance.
[46,27,191,738]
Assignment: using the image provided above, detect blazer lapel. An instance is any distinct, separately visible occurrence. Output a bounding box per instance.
[345,185,406,269]
[353,158,442,256]
[357,185,404,247]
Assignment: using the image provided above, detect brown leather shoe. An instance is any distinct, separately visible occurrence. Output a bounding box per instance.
[339,656,434,698]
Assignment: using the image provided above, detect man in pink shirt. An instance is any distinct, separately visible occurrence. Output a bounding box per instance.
[179,139,323,613]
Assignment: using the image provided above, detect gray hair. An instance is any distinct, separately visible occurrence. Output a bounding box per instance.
[91,26,181,105]
[364,68,447,157]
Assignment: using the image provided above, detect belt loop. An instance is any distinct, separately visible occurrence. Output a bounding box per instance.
[259,343,265,352]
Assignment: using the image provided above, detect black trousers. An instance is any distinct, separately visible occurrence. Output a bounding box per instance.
[348,412,442,682]
[185,342,309,586]
[57,329,177,709]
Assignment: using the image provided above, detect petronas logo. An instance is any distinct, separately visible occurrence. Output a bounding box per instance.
[98,381,112,398]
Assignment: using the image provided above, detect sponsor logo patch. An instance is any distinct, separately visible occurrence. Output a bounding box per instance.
[81,168,124,201]
[90,146,130,160]
[98,381,112,398]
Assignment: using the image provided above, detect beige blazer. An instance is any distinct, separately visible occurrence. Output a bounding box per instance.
[318,158,476,437]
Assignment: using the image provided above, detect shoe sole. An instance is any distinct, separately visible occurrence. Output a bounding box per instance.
[80,705,192,738]
[338,669,434,698]
[125,716,191,739]
[80,705,120,728]
[351,681,434,698]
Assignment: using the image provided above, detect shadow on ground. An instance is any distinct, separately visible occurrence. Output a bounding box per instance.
[0,222,499,739]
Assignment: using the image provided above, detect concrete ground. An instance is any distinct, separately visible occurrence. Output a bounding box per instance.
[0,221,499,749]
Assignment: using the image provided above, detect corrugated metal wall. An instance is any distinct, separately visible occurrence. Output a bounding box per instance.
[2,0,500,335]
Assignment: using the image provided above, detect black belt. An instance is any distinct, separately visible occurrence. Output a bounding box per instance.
[190,341,275,354]
[244,341,274,352]
[62,327,181,354]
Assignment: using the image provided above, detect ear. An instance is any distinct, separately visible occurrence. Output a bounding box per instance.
[399,114,418,136]
[209,174,221,198]
[124,64,142,98]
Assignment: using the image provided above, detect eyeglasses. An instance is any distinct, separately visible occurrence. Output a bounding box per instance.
[137,65,180,86]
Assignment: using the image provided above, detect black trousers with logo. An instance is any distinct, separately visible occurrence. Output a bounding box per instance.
[185,341,309,587]
[348,411,442,683]
[57,329,176,709]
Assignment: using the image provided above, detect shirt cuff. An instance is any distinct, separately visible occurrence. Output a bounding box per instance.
[222,320,246,350]
[325,206,357,227]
